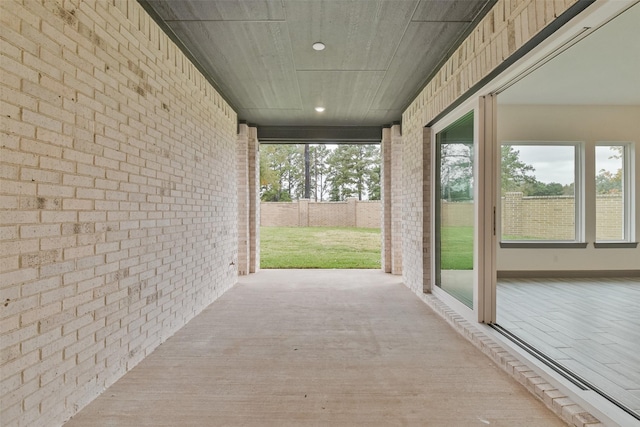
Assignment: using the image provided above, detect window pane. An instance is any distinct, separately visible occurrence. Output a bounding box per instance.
[501,145,576,241]
[596,145,625,241]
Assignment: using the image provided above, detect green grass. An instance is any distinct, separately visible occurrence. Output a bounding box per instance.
[260,227,381,269]
[440,226,473,270]
[260,226,473,270]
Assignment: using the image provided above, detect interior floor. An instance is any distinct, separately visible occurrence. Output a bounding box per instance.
[65,270,564,426]
[497,277,640,418]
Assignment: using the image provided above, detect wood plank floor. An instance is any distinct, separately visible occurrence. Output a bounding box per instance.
[65,270,566,426]
[497,277,640,417]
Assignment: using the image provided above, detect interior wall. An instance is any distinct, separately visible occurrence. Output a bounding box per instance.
[0,1,238,426]
[497,104,640,271]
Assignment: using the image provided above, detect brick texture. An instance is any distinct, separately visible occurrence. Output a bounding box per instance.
[390,125,403,275]
[501,194,623,240]
[400,0,579,292]
[248,128,259,273]
[236,125,250,275]
[397,0,604,424]
[381,128,392,272]
[0,1,238,426]
[261,199,381,228]
[401,126,429,293]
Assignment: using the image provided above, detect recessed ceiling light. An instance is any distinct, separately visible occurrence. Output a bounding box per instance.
[315,107,325,113]
[312,42,325,51]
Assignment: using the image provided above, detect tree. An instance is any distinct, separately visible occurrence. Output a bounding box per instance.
[501,145,536,194]
[260,145,304,201]
[326,146,356,201]
[326,145,380,201]
[596,169,622,194]
[367,159,381,200]
[260,143,381,202]
[310,144,331,201]
[524,181,564,196]
[440,143,473,201]
[596,146,623,194]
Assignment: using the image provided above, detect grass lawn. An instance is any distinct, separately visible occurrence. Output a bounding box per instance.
[260,227,381,269]
[440,226,473,270]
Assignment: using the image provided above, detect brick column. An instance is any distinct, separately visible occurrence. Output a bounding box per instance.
[381,127,393,273]
[237,125,250,275]
[421,127,431,293]
[248,127,260,273]
[401,121,430,293]
[391,124,403,275]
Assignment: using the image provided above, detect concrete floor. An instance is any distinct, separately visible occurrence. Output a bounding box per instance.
[65,270,566,426]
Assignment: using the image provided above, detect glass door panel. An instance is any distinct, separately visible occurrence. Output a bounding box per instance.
[435,112,475,308]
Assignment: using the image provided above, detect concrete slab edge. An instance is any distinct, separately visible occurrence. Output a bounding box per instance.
[407,286,606,427]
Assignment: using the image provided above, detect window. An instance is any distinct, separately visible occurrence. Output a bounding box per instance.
[596,144,629,241]
[501,143,579,241]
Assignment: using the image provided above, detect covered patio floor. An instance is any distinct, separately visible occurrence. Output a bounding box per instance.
[65,270,565,426]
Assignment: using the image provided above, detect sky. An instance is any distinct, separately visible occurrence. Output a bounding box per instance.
[513,145,622,185]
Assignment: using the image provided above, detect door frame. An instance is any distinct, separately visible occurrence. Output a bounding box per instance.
[429,96,497,323]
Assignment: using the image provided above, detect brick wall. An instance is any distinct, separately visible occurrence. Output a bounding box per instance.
[355,200,380,229]
[441,201,474,227]
[502,193,623,240]
[595,194,624,241]
[0,1,238,426]
[259,202,299,227]
[261,199,381,228]
[439,195,624,240]
[401,0,579,293]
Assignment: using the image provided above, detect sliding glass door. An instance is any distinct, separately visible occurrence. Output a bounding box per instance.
[435,112,475,308]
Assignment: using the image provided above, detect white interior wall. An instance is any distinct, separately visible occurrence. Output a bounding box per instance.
[496,104,640,271]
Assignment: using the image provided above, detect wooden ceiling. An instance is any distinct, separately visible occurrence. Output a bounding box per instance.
[141,0,494,139]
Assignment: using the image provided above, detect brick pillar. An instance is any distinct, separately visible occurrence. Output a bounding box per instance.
[248,127,260,273]
[422,127,431,293]
[381,128,392,272]
[391,124,403,275]
[237,125,250,275]
[298,199,310,226]
[401,121,430,293]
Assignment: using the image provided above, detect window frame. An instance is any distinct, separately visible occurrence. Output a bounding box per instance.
[499,141,584,245]
[594,142,634,243]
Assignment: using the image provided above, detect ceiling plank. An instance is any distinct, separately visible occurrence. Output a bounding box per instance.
[147,0,285,21]
[169,21,302,110]
[412,0,488,22]
[141,0,495,127]
[296,70,386,125]
[370,21,467,110]
[286,0,419,71]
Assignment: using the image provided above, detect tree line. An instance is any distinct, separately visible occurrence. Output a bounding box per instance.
[261,144,622,203]
[260,144,380,202]
[501,145,622,197]
[440,144,623,202]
